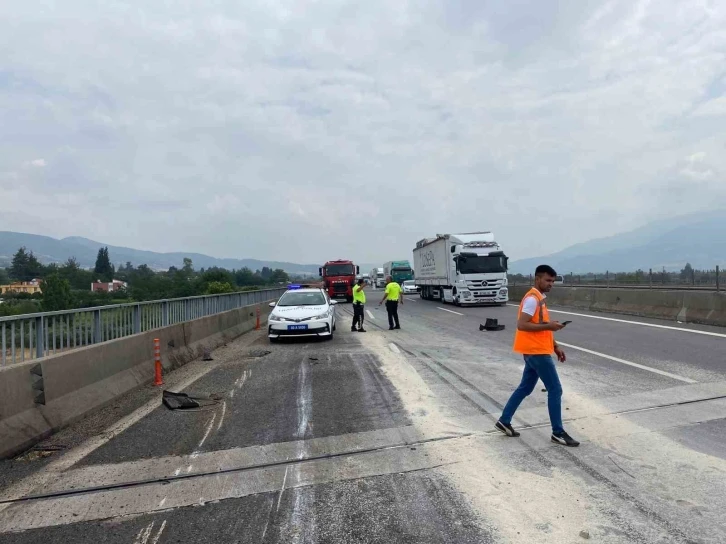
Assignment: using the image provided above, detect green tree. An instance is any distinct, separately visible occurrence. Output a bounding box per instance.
[202,267,234,285]
[10,247,44,281]
[94,247,114,281]
[41,274,73,311]
[182,257,194,277]
[58,257,94,290]
[206,281,234,294]
[234,267,256,286]
[680,263,694,283]
[0,267,9,285]
[269,268,289,284]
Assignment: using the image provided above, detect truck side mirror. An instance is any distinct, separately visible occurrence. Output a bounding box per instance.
[356,266,360,274]
[319,267,323,277]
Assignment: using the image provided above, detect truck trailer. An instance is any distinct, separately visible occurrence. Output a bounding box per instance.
[383,260,414,285]
[413,232,508,306]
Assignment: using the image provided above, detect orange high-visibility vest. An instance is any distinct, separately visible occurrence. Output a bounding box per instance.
[513,288,554,355]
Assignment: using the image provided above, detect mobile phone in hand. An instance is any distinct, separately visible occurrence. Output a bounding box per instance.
[562,320,572,326]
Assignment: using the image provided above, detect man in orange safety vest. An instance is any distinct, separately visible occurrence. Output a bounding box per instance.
[495,264,580,447]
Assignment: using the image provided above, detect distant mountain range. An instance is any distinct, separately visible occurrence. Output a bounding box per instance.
[510,210,726,274]
[0,232,323,276]
[4,210,723,277]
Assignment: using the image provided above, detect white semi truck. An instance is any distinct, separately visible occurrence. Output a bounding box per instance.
[413,232,509,306]
[369,267,385,288]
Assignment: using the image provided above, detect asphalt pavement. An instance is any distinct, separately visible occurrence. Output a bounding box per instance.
[1,290,725,543]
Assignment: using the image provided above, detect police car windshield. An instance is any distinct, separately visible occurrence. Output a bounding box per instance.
[278,291,327,306]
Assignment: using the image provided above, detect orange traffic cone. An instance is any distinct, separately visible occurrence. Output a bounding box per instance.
[153,338,163,386]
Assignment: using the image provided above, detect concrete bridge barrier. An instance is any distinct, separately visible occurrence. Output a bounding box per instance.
[0,300,275,459]
[509,285,726,327]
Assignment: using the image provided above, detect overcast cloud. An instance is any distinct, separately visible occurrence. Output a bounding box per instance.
[1,0,725,263]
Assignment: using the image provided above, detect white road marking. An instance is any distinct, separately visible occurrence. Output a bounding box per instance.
[277,466,289,512]
[366,310,375,320]
[389,343,401,354]
[437,307,464,316]
[197,413,217,449]
[217,401,227,431]
[557,342,697,384]
[151,520,167,544]
[506,304,726,338]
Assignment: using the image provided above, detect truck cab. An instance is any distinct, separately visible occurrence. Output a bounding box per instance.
[414,232,509,306]
[370,267,385,288]
[384,260,414,285]
[450,239,508,305]
[320,260,359,302]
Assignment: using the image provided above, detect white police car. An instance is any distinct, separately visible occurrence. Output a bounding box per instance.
[268,286,337,342]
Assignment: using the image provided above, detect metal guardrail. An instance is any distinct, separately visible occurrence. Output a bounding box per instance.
[0,288,286,366]
[560,283,720,291]
[512,282,720,292]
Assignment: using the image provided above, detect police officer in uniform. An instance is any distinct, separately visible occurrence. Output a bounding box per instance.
[379,275,403,330]
[351,278,367,332]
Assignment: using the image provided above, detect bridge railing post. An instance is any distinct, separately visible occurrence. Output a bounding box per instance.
[93,309,102,344]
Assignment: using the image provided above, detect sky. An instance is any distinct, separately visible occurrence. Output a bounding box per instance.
[1,0,725,264]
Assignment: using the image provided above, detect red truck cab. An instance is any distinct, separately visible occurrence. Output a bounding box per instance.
[319,260,359,302]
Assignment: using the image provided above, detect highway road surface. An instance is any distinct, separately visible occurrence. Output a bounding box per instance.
[1,292,726,543]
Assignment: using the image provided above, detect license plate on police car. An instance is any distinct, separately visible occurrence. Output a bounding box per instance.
[288,324,308,330]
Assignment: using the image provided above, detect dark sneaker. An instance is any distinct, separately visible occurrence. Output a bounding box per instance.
[357,328,367,333]
[394,326,401,330]
[551,431,580,447]
[495,421,520,437]
[389,327,395,330]
[351,328,357,332]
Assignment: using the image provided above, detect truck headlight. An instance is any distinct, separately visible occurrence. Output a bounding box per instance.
[503,277,509,286]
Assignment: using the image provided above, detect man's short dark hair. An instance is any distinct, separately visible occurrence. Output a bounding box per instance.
[535,264,557,277]
[357,278,366,285]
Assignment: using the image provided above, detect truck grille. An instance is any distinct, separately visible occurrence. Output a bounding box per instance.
[466,280,503,289]
[333,284,348,294]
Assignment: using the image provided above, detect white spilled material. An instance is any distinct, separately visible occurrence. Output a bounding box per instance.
[388,343,401,354]
[197,413,217,449]
[151,520,167,544]
[557,342,696,384]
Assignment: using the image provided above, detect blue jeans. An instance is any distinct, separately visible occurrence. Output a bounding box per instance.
[500,354,564,435]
